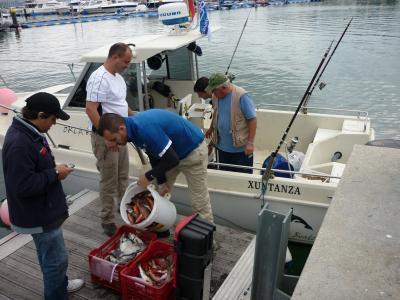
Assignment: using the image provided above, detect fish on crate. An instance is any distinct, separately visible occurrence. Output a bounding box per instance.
[126,190,154,224]
[106,232,146,264]
[138,254,174,287]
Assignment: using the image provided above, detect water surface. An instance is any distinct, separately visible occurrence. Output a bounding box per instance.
[1,0,399,138]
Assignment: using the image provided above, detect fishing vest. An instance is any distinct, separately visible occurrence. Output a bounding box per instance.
[211,84,249,148]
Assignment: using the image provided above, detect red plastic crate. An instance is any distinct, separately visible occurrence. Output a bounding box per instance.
[88,224,157,293]
[121,240,175,300]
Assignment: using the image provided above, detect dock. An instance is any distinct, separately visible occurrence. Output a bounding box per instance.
[20,11,158,28]
[0,189,253,299]
[292,145,400,299]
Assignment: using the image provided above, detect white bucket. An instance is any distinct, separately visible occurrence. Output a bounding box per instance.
[120,183,177,232]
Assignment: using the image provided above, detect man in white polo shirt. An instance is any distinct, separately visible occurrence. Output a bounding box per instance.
[85,42,135,236]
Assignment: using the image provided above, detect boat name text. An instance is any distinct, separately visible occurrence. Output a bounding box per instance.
[247,180,301,195]
[63,126,91,136]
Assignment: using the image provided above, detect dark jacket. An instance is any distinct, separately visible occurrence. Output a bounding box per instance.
[2,116,68,229]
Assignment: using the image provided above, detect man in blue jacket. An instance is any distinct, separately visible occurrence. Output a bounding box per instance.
[2,92,84,299]
[97,110,214,225]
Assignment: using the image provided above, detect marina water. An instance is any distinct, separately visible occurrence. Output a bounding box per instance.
[0,0,399,242]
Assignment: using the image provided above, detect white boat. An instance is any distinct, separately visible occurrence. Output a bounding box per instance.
[80,0,108,14]
[0,10,12,30]
[0,20,374,245]
[55,0,88,15]
[23,0,70,16]
[81,0,140,14]
[100,0,139,13]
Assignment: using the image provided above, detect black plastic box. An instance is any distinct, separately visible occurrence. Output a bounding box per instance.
[174,214,216,299]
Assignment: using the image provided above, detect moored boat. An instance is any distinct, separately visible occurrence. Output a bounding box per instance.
[0,8,374,245]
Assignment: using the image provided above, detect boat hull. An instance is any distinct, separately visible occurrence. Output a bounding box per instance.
[59,153,330,245]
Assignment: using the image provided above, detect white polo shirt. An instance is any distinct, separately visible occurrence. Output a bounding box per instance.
[86,65,128,117]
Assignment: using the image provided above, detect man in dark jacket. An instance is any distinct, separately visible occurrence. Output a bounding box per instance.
[2,92,84,299]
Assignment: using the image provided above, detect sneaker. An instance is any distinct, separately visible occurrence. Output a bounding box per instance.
[156,230,170,239]
[67,279,84,293]
[102,223,117,237]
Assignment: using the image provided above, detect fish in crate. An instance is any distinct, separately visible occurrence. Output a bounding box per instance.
[106,232,146,264]
[139,253,174,287]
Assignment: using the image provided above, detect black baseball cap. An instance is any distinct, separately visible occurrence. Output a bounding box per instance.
[25,92,70,121]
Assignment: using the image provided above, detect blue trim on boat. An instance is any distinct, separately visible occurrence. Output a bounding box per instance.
[161,16,189,25]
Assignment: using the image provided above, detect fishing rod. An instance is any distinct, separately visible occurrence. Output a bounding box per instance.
[225,7,253,78]
[259,40,334,207]
[302,17,353,114]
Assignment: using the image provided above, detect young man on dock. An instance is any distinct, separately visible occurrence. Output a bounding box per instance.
[97,110,215,227]
[86,42,135,237]
[2,92,84,299]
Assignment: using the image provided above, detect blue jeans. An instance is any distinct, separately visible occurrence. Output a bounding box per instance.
[216,148,253,174]
[32,227,68,300]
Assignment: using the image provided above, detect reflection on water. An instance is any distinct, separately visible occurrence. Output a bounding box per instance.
[0,0,399,141]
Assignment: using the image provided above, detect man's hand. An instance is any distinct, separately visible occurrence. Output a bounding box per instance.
[137,175,151,189]
[55,164,74,180]
[104,139,119,152]
[157,183,170,196]
[245,141,254,156]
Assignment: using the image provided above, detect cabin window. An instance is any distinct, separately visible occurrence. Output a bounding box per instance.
[148,48,193,81]
[68,62,139,110]
[68,63,101,108]
[167,48,192,80]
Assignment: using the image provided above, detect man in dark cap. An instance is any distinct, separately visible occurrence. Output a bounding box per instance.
[2,92,84,299]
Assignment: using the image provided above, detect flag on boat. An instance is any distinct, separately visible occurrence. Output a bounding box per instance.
[199,0,210,35]
[185,0,196,20]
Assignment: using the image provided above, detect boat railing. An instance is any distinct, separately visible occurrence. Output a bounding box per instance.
[0,59,83,85]
[257,103,369,131]
[208,161,340,181]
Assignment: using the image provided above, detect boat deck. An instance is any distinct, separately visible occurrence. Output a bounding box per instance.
[0,189,254,299]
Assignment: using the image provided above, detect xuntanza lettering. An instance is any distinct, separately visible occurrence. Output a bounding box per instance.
[247,181,300,195]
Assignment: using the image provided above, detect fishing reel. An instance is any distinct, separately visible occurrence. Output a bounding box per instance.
[226,73,236,82]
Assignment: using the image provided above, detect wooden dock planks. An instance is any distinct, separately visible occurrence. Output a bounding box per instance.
[0,189,253,299]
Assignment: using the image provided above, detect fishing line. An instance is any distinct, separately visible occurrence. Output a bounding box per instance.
[259,40,334,207]
[225,8,253,77]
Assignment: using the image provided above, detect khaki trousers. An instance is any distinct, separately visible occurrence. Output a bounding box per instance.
[91,133,129,224]
[165,140,214,224]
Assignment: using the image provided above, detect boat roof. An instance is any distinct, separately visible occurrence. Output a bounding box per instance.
[81,26,220,63]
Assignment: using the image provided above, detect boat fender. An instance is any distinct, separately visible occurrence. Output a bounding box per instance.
[287,150,305,171]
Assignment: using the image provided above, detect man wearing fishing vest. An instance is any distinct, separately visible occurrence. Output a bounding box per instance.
[206,73,257,173]
[85,42,135,236]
